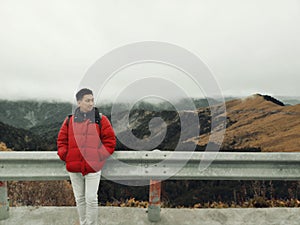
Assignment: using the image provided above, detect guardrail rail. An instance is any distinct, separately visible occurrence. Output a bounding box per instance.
[1,150,300,222]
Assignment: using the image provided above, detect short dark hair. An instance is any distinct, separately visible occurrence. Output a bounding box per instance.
[76,88,93,101]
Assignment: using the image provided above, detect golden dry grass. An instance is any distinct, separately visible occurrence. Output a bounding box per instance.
[0,142,12,151]
[198,94,300,152]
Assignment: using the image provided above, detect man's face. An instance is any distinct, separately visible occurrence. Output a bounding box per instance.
[77,94,94,113]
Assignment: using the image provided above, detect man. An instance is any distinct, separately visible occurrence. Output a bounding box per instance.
[57,88,116,225]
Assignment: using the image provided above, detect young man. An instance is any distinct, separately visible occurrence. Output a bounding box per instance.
[57,88,116,225]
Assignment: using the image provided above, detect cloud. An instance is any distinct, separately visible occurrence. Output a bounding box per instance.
[0,0,299,101]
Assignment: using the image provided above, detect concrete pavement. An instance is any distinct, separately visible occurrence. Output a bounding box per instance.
[0,206,300,225]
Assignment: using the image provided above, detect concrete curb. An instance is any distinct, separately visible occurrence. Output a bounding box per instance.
[0,206,300,225]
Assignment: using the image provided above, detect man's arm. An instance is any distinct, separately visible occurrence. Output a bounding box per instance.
[98,115,116,161]
[57,117,69,161]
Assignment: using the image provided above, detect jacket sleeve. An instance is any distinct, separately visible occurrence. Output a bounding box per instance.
[57,117,69,162]
[98,115,116,161]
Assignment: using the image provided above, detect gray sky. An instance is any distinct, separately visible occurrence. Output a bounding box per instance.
[0,0,300,102]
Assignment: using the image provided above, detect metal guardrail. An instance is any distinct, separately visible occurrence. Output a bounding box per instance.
[2,151,300,180]
[1,151,300,222]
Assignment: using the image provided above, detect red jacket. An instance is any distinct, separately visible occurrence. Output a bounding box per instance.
[57,108,116,176]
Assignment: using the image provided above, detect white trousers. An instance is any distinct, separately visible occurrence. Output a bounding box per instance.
[68,171,101,225]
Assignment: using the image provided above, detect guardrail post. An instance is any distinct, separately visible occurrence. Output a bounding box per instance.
[0,181,9,220]
[148,180,161,222]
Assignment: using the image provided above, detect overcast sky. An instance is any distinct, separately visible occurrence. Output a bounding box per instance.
[0,0,299,102]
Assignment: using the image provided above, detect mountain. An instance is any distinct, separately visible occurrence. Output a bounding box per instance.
[114,109,211,150]
[0,121,47,150]
[197,94,300,151]
[0,98,214,151]
[0,95,299,152]
[0,100,74,150]
[273,96,300,106]
[29,122,63,151]
[0,100,72,129]
[0,98,212,129]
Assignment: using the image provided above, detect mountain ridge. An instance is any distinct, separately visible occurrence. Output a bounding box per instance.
[0,94,299,151]
[197,94,300,151]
